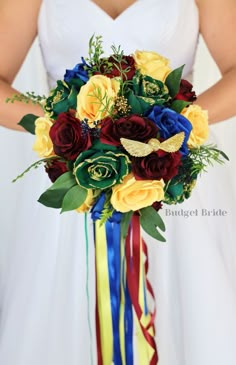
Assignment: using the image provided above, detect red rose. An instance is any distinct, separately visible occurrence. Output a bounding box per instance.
[152,201,163,211]
[96,55,136,80]
[49,112,91,160]
[45,160,68,182]
[132,150,182,181]
[100,115,158,146]
[174,79,197,102]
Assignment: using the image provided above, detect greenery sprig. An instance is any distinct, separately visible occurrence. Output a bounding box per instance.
[12,156,65,183]
[86,35,134,96]
[164,144,229,193]
[86,35,105,73]
[87,86,115,120]
[6,91,46,106]
[188,144,229,176]
[99,191,114,224]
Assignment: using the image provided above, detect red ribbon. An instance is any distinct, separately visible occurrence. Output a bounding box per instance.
[95,212,158,365]
[95,255,103,365]
[126,213,158,365]
[142,239,156,331]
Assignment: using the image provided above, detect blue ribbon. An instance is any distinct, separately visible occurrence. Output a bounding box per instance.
[91,193,106,221]
[84,213,94,365]
[91,194,134,365]
[106,211,123,365]
[143,277,148,316]
[91,195,122,364]
[124,272,133,365]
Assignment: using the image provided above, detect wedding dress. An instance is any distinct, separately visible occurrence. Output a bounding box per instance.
[0,0,236,364]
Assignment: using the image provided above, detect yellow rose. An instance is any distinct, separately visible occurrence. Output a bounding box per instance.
[76,75,120,127]
[181,105,209,147]
[76,189,95,213]
[111,173,165,213]
[33,117,54,157]
[133,50,171,82]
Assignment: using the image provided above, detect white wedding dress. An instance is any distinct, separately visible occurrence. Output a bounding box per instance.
[0,0,236,364]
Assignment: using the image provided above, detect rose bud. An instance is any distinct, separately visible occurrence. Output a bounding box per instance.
[152,201,163,212]
[45,160,68,183]
[174,79,197,102]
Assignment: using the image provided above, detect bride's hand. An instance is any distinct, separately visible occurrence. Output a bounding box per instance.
[195,0,236,124]
[0,0,43,131]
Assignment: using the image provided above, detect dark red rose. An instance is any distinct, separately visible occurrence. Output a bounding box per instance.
[45,160,68,183]
[132,150,182,181]
[174,79,197,102]
[152,201,163,211]
[49,112,91,160]
[100,115,158,146]
[96,55,136,80]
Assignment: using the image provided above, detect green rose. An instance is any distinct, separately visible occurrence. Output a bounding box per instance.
[164,180,196,204]
[164,156,198,204]
[126,72,171,115]
[74,141,131,190]
[44,80,81,119]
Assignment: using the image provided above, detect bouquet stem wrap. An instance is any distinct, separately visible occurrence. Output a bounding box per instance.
[93,208,158,365]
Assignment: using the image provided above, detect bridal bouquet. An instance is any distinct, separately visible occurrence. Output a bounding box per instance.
[12,36,227,365]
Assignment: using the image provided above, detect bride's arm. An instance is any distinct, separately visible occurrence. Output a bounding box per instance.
[0,0,43,131]
[195,0,236,124]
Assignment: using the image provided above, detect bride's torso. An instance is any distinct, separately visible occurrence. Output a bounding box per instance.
[37,0,199,86]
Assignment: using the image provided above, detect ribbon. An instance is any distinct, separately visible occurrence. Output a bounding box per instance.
[94,219,113,364]
[95,257,103,365]
[126,214,158,365]
[92,196,126,365]
[119,240,126,365]
[91,200,158,365]
[124,273,133,365]
[84,213,94,365]
[106,212,123,365]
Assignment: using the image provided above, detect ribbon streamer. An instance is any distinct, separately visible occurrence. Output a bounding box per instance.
[91,201,158,365]
[84,213,94,365]
[106,212,123,365]
[94,220,113,364]
[126,214,158,365]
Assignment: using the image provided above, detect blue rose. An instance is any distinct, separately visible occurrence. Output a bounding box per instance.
[146,105,192,155]
[64,57,90,83]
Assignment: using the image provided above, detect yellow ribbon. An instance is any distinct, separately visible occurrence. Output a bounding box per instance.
[119,237,126,365]
[95,220,113,365]
[136,235,155,365]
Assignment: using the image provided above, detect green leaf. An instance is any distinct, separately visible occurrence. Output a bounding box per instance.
[38,188,68,208]
[140,206,166,242]
[142,206,166,231]
[92,139,119,152]
[49,171,76,191]
[127,91,143,114]
[18,114,39,134]
[120,211,133,239]
[165,65,185,98]
[126,91,152,114]
[61,185,88,213]
[69,78,85,90]
[38,171,76,209]
[170,100,191,113]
